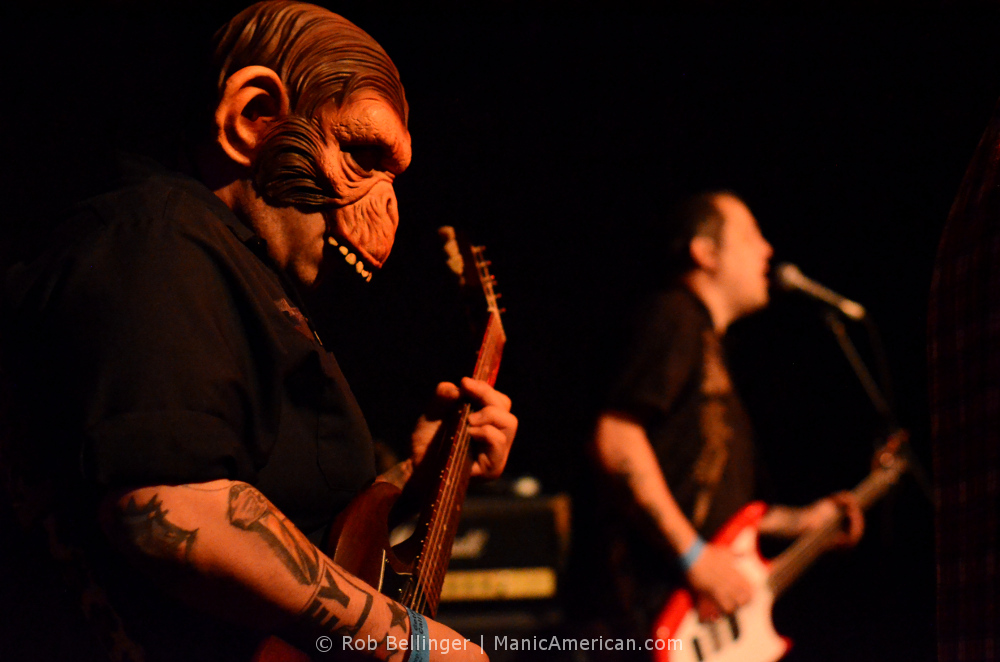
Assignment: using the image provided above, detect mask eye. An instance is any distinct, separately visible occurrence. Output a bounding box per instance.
[343,145,383,172]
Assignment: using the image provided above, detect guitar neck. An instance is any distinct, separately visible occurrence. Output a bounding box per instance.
[766,448,906,598]
[403,311,506,615]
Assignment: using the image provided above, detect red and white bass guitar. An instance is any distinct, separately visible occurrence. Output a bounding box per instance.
[651,431,908,662]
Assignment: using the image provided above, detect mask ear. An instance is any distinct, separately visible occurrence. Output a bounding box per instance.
[689,235,720,272]
[214,66,292,167]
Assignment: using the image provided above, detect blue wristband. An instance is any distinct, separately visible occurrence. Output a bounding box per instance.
[679,536,706,571]
[406,608,430,662]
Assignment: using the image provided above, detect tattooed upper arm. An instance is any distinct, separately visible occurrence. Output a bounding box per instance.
[108,492,199,563]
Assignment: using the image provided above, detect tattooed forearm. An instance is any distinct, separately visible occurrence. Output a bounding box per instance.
[298,558,411,661]
[612,456,671,530]
[605,452,693,558]
[118,494,198,562]
[226,483,320,585]
[301,563,353,631]
[386,601,408,631]
[103,480,425,661]
[221,483,413,657]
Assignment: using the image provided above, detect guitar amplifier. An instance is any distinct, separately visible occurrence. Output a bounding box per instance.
[437,493,571,603]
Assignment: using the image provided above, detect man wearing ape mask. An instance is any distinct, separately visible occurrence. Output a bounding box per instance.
[2,2,512,661]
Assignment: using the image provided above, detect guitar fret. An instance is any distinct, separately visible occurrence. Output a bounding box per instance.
[768,456,905,597]
[406,233,507,617]
[651,433,908,662]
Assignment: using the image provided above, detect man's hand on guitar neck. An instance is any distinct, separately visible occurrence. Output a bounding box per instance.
[684,491,864,622]
[410,377,517,479]
[759,492,865,548]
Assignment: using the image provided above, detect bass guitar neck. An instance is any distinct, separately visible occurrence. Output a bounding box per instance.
[651,430,908,662]
[328,227,505,617]
[253,229,506,662]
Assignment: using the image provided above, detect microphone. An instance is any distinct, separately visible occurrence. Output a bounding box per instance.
[774,262,867,320]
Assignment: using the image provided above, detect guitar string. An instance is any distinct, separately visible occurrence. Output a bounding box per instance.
[412,358,489,612]
[414,338,488,611]
[769,478,879,594]
[410,250,501,612]
[416,421,473,613]
[411,318,503,613]
[419,318,504,609]
[411,418,466,612]
[416,416,472,612]
[419,320,503,608]
[412,246,504,611]
[767,470,892,596]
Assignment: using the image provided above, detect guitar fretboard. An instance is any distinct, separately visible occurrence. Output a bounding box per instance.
[767,448,906,597]
[401,239,506,616]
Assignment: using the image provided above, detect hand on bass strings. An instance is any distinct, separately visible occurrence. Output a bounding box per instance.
[685,542,754,621]
[760,493,864,547]
[410,377,516,479]
[800,492,865,548]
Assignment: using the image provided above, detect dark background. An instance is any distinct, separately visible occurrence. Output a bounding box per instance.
[5,2,1000,660]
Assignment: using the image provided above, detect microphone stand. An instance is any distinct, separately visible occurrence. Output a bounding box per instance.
[820,310,934,506]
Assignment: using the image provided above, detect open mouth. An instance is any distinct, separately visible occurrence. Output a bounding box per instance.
[326,235,373,282]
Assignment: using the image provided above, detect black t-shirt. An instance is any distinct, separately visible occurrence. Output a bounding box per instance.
[2,157,376,660]
[598,287,756,635]
[608,287,755,538]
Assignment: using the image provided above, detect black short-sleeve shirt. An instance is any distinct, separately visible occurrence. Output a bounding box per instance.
[5,159,375,529]
[608,287,755,537]
[595,287,757,637]
[2,158,376,659]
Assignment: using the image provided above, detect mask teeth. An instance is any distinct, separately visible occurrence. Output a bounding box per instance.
[327,236,372,282]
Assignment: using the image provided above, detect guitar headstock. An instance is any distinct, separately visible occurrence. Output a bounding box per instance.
[849,428,910,512]
[873,428,909,475]
[438,226,505,320]
[438,226,506,386]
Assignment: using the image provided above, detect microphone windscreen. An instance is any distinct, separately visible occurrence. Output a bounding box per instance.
[774,262,804,291]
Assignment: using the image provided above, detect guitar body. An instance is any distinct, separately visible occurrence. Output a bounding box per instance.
[325,480,417,600]
[254,229,505,661]
[251,482,425,662]
[652,431,907,662]
[652,502,790,662]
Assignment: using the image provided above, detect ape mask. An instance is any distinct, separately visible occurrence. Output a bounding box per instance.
[212,1,412,281]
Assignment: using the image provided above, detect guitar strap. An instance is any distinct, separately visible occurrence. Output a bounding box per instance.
[690,329,735,530]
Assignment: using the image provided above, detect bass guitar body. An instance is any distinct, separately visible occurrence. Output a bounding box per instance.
[652,502,789,662]
[251,482,423,662]
[652,431,907,662]
[325,481,418,603]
